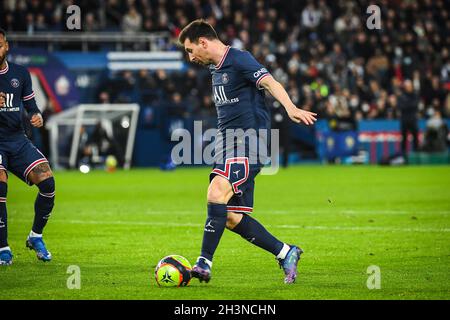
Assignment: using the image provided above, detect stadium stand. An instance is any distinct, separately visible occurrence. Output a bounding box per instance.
[1,0,449,166]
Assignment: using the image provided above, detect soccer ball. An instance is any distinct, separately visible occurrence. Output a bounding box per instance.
[155,255,192,287]
[105,155,117,172]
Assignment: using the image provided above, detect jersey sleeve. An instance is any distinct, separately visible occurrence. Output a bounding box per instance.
[234,50,272,89]
[21,68,40,115]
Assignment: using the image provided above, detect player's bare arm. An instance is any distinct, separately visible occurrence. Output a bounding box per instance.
[30,113,43,128]
[0,92,5,106]
[259,76,317,125]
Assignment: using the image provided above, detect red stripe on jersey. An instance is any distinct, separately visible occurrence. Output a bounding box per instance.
[227,206,253,212]
[0,61,9,74]
[23,158,48,180]
[22,92,36,101]
[256,73,271,88]
[215,46,231,70]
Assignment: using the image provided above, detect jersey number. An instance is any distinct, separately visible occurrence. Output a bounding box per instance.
[4,93,14,108]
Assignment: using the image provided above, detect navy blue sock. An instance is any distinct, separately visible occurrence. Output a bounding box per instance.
[231,214,284,256]
[32,177,55,234]
[0,182,8,247]
[200,203,227,262]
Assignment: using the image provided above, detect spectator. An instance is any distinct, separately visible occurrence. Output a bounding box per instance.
[398,80,420,156]
[3,0,447,129]
[121,5,142,34]
[84,12,100,32]
[105,0,123,29]
[423,110,448,152]
[301,2,321,29]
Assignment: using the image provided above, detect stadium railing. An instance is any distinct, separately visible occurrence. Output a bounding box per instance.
[7,31,171,52]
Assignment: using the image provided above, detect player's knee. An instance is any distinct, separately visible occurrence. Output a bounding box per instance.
[226,212,243,230]
[0,170,7,183]
[207,184,229,203]
[207,176,233,203]
[30,163,53,184]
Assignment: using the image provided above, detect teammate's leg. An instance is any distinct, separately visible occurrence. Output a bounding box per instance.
[26,162,55,262]
[0,170,8,247]
[0,169,13,265]
[28,163,55,235]
[191,175,234,282]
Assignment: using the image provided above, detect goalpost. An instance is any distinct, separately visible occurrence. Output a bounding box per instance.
[45,104,140,170]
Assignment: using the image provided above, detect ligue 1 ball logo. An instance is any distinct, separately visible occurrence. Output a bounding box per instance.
[11,78,20,88]
[222,73,229,84]
[155,255,192,287]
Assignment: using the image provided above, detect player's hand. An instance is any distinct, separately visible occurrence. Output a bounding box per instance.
[0,92,5,107]
[30,113,44,128]
[287,107,317,125]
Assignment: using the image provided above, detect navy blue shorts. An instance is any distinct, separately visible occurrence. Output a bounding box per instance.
[210,156,261,215]
[0,135,48,186]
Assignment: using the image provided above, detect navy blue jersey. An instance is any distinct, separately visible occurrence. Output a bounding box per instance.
[0,61,40,140]
[210,47,272,132]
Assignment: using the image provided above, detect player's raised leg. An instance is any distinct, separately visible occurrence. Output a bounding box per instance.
[0,168,13,266]
[26,162,55,262]
[191,175,234,283]
[227,212,303,284]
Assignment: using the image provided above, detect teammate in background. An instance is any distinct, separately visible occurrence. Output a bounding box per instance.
[0,28,55,265]
[179,20,317,284]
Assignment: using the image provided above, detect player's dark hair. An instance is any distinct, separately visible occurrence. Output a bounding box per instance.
[178,19,218,45]
[0,28,6,40]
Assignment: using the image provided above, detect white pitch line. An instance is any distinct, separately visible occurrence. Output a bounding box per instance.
[339,210,450,215]
[270,210,450,215]
[11,219,450,233]
[48,209,450,216]
[277,225,450,233]
[85,209,450,216]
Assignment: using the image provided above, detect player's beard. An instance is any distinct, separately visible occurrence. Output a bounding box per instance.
[194,55,213,66]
[194,59,209,66]
[0,54,6,67]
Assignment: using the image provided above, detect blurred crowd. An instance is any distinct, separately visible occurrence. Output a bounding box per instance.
[1,0,449,127]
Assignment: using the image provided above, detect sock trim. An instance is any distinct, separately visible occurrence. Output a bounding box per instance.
[0,246,11,252]
[39,191,55,198]
[29,230,43,238]
[198,256,213,268]
[276,243,291,260]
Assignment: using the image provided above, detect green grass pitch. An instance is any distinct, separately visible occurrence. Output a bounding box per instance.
[0,165,449,300]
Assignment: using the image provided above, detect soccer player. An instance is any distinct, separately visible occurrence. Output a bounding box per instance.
[0,28,55,265]
[178,20,317,284]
